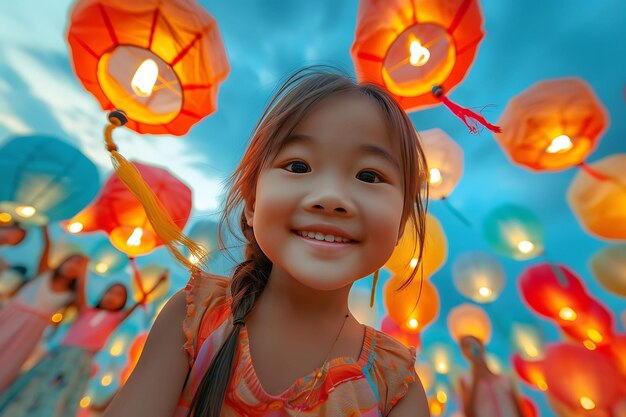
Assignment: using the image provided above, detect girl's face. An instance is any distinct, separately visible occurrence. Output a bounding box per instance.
[461,336,484,361]
[99,285,127,311]
[246,93,406,291]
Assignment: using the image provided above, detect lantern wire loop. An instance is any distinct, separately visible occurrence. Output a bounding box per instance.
[369,268,380,308]
[432,85,502,134]
[440,197,472,227]
[103,110,207,272]
[577,161,610,181]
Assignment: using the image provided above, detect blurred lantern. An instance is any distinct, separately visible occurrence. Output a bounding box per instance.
[131,264,169,303]
[67,0,229,135]
[384,277,439,333]
[351,0,500,133]
[89,238,129,276]
[380,315,421,349]
[184,219,219,265]
[567,154,626,241]
[429,395,446,416]
[447,303,492,343]
[419,129,464,200]
[427,342,453,375]
[511,322,544,360]
[494,78,608,171]
[349,287,380,328]
[519,263,592,323]
[0,135,99,226]
[69,162,192,258]
[452,251,505,303]
[560,298,615,349]
[385,213,447,279]
[483,204,544,260]
[120,332,148,383]
[597,333,626,377]
[512,353,548,391]
[543,343,623,413]
[590,245,626,297]
[414,361,434,392]
[518,396,539,417]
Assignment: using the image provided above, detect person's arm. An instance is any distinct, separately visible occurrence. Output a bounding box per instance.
[387,377,430,417]
[36,225,51,276]
[121,271,169,321]
[103,290,189,417]
[460,374,480,417]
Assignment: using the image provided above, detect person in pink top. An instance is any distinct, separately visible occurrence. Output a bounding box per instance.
[0,265,168,417]
[103,68,431,417]
[459,336,525,417]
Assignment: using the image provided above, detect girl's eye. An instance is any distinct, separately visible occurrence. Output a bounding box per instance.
[357,170,383,183]
[284,161,310,173]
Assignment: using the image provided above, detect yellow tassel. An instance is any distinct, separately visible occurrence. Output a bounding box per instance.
[104,111,207,272]
[370,269,379,308]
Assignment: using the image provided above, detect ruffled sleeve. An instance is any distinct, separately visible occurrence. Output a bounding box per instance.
[370,330,418,416]
[182,270,232,366]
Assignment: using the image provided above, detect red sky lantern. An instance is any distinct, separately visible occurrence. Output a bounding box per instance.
[67,0,229,135]
[512,353,548,392]
[560,298,615,349]
[543,343,623,414]
[351,0,500,133]
[519,263,593,324]
[68,161,192,258]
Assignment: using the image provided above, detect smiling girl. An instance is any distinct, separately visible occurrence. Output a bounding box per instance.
[104,68,431,417]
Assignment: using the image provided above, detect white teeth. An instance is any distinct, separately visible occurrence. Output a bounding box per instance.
[297,230,352,243]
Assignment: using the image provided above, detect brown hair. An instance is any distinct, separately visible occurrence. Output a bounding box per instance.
[187,67,429,416]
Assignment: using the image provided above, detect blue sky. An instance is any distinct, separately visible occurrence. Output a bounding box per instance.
[1,0,626,414]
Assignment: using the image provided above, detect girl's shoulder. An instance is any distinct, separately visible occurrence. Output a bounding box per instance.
[368,328,418,416]
[182,270,232,365]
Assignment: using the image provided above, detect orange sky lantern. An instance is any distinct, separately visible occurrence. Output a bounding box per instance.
[68,162,192,258]
[567,154,626,241]
[351,0,500,133]
[495,78,608,171]
[384,276,439,333]
[67,0,229,135]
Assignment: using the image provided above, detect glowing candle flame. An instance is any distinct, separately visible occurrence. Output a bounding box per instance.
[429,168,443,185]
[436,391,447,403]
[127,227,143,247]
[478,287,492,298]
[408,318,419,329]
[410,258,419,268]
[559,307,577,321]
[16,206,35,218]
[110,339,125,356]
[580,397,595,410]
[80,396,91,408]
[68,222,83,233]
[0,212,12,223]
[546,135,573,154]
[587,329,603,343]
[131,59,159,97]
[95,262,109,274]
[409,40,430,66]
[101,374,113,386]
[51,313,63,323]
[517,240,534,254]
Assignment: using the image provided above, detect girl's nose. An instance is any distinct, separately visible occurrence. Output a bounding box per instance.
[303,178,356,216]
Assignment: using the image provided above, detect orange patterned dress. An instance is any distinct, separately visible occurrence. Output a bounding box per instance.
[175,272,417,417]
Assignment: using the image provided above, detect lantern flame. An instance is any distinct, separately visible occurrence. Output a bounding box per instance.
[478,286,492,298]
[0,212,12,223]
[51,313,63,323]
[127,227,143,247]
[95,262,109,274]
[16,206,36,218]
[68,222,83,233]
[131,59,159,97]
[101,374,113,386]
[517,240,534,254]
[80,396,91,408]
[546,135,573,154]
[436,391,447,403]
[580,396,595,410]
[110,338,125,356]
[429,168,443,185]
[410,258,419,268]
[537,380,548,391]
[587,329,603,343]
[559,307,577,321]
[409,40,430,66]
[583,340,597,350]
[408,318,419,329]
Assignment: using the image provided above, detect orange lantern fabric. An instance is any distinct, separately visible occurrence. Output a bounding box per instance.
[351,0,500,133]
[69,162,192,257]
[518,396,538,417]
[560,298,615,348]
[419,128,464,200]
[384,276,439,332]
[512,353,548,391]
[385,213,447,279]
[67,0,229,135]
[519,263,592,323]
[543,343,623,413]
[567,154,626,240]
[447,303,492,343]
[590,245,626,297]
[120,332,148,384]
[380,315,422,349]
[495,78,608,171]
